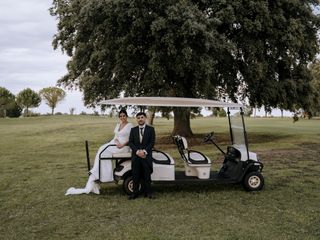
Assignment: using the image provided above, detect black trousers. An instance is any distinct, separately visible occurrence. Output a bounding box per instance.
[132,157,152,195]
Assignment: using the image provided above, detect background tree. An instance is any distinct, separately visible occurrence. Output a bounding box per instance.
[51,0,320,136]
[39,87,66,115]
[0,87,16,118]
[212,107,227,118]
[6,102,22,118]
[69,107,76,115]
[16,88,41,117]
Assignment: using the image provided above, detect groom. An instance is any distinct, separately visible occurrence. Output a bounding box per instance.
[128,112,155,199]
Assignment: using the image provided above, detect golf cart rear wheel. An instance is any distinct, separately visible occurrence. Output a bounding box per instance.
[123,176,142,195]
[243,171,264,191]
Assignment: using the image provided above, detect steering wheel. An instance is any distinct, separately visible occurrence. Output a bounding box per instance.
[171,135,180,144]
[203,132,214,142]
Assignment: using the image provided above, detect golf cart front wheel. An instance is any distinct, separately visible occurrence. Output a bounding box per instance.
[243,171,264,191]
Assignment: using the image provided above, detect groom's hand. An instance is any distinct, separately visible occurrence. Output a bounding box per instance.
[137,150,147,158]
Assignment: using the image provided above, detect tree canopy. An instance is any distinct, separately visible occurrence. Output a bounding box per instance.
[0,87,16,118]
[51,0,320,135]
[39,87,66,115]
[16,88,41,116]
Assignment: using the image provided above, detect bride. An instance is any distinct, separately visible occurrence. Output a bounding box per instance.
[66,109,133,195]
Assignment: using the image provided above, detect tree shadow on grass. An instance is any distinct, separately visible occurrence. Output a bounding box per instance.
[153,183,244,194]
[99,182,245,197]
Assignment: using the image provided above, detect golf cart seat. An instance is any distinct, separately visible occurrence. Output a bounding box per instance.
[112,150,175,164]
[174,136,211,179]
[112,152,132,158]
[152,149,175,165]
[113,149,175,181]
[151,149,175,180]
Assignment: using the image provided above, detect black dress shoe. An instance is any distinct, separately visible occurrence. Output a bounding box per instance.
[144,194,155,199]
[128,194,138,200]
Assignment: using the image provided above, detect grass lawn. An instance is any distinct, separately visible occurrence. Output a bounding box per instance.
[0,116,319,240]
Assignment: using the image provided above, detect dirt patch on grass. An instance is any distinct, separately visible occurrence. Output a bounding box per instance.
[155,132,231,147]
[155,132,291,148]
[258,144,320,166]
[247,133,291,143]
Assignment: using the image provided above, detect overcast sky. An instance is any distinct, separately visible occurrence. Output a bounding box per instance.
[0,0,92,114]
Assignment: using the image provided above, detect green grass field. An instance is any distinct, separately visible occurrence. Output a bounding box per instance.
[0,116,319,239]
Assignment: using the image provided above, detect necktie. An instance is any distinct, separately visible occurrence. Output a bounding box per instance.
[139,127,144,142]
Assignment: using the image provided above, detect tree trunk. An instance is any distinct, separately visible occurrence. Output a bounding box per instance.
[51,107,54,115]
[147,111,156,125]
[26,107,29,117]
[172,108,193,137]
[280,109,283,118]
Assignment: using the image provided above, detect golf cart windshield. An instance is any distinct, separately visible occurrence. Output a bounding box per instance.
[228,108,246,146]
[228,107,249,159]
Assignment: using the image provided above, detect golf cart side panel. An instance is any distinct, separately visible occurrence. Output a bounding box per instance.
[115,160,175,181]
[152,163,175,181]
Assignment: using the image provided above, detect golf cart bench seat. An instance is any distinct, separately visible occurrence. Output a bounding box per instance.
[152,149,175,165]
[112,150,174,165]
[107,149,174,165]
[101,147,174,181]
[112,152,131,158]
[174,136,212,179]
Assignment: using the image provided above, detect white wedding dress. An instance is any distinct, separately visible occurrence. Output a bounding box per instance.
[65,122,133,195]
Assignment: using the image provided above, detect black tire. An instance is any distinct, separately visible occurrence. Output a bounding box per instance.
[242,171,264,191]
[123,175,142,195]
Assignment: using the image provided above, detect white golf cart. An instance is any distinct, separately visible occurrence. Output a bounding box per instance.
[86,97,264,194]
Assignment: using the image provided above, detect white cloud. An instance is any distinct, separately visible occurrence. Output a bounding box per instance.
[0,0,92,114]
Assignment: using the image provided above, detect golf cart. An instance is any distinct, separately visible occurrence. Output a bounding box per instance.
[86,97,264,194]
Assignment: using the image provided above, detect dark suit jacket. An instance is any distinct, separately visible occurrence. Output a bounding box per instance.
[128,124,155,170]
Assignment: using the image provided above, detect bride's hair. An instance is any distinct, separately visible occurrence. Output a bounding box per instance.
[118,109,128,117]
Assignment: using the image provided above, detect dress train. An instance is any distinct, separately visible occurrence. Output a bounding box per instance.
[65,175,101,195]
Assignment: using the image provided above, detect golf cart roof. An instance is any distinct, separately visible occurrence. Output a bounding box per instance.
[100,97,242,108]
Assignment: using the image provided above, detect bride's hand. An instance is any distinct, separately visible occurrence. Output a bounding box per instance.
[116,143,123,149]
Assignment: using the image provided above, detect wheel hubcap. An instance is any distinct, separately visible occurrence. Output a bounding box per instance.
[128,180,134,192]
[128,179,141,193]
[248,175,261,188]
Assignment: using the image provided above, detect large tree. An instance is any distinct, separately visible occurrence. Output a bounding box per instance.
[50,0,320,136]
[16,88,41,116]
[39,87,66,115]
